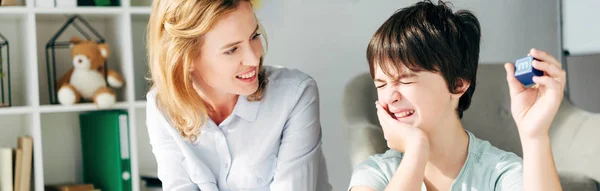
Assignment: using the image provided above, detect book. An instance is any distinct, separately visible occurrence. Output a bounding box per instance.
[12,149,21,191]
[16,136,32,191]
[0,148,12,191]
[79,110,131,191]
[0,0,16,6]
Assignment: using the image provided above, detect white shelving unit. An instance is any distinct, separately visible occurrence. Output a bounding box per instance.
[0,0,155,190]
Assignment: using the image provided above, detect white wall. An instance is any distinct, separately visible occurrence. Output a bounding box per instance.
[562,0,600,55]
[255,0,559,190]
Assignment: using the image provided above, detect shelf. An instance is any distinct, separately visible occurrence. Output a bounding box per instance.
[0,7,152,15]
[0,7,153,15]
[34,7,126,15]
[0,106,36,115]
[38,102,130,113]
[35,14,129,105]
[0,7,28,14]
[40,109,134,187]
[0,102,135,114]
[0,113,36,190]
[1,2,155,190]
[129,7,150,15]
[40,111,85,185]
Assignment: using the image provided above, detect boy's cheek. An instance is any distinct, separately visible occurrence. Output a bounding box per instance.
[377,89,392,105]
[376,92,385,104]
[376,95,388,107]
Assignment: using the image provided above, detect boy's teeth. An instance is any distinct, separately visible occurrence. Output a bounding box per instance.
[397,110,414,118]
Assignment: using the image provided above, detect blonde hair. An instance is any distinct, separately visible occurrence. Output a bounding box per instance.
[147,0,269,142]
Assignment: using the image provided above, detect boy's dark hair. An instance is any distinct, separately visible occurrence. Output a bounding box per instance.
[367,0,481,118]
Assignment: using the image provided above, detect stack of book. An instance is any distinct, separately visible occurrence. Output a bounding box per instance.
[0,136,33,191]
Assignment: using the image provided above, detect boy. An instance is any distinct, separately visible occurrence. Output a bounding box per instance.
[348,1,565,191]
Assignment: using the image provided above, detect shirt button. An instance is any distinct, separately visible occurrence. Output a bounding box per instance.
[224,164,228,168]
[257,178,263,184]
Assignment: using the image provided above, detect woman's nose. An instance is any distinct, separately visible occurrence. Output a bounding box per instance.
[242,45,261,66]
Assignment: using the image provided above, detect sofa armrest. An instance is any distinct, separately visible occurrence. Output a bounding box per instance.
[559,171,599,191]
[343,73,389,167]
[346,122,388,168]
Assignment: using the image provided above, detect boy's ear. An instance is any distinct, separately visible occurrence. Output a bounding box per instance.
[452,78,471,98]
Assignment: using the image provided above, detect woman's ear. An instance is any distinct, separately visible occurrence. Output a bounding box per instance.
[451,78,471,99]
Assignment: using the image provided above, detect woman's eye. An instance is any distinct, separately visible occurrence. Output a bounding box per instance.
[252,33,261,40]
[225,47,238,55]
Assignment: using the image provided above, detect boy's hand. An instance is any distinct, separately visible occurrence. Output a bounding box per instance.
[504,48,566,140]
[375,101,429,154]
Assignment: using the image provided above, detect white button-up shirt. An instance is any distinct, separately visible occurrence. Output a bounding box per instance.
[145,65,332,191]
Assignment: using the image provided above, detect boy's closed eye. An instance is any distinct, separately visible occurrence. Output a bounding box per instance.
[374,79,415,88]
[374,78,387,88]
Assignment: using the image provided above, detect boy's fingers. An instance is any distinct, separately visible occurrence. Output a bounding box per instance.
[505,63,525,97]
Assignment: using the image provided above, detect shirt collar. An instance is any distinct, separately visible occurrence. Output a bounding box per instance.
[232,95,260,122]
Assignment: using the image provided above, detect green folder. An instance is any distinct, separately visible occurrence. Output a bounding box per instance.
[79,110,132,191]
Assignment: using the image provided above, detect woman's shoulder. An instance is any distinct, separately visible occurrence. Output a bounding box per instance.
[146,88,159,109]
[263,65,316,87]
[262,65,319,98]
[145,88,170,122]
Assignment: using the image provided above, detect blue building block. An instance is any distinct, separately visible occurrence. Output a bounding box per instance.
[514,56,544,86]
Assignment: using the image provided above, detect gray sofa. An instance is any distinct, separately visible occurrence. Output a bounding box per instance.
[343,64,600,190]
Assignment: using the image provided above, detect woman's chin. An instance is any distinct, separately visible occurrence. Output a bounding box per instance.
[237,84,259,96]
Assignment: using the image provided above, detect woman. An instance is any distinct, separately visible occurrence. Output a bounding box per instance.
[349,1,564,191]
[145,0,331,190]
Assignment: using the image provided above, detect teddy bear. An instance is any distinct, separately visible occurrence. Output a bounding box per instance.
[56,36,124,108]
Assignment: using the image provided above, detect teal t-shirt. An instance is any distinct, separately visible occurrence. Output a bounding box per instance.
[348,131,524,191]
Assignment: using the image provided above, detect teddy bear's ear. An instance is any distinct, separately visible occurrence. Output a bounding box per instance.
[71,36,81,42]
[69,36,81,49]
[98,43,110,58]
